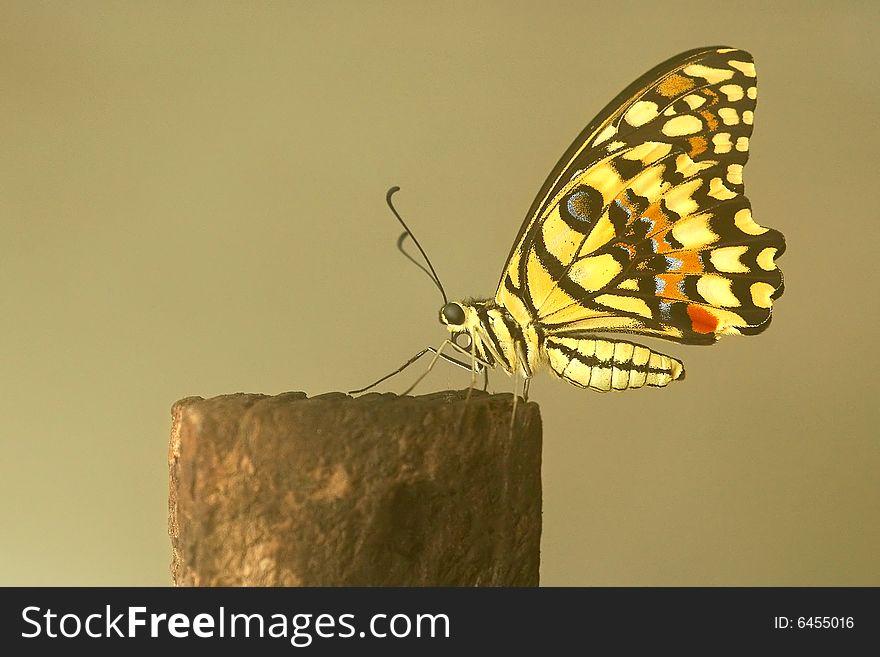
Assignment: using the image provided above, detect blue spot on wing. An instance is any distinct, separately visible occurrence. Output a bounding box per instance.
[567,191,592,223]
[664,256,684,271]
[659,301,673,320]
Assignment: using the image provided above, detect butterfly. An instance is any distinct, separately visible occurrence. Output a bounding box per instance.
[352,46,785,399]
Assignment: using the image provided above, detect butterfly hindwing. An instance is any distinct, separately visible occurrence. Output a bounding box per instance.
[495,47,784,346]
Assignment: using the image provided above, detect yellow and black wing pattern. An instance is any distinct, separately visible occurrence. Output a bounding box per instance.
[495,46,785,360]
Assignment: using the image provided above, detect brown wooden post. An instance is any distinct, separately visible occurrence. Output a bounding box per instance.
[168,390,542,586]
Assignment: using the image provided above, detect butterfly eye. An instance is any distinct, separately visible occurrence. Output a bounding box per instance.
[454,332,472,349]
[440,302,466,326]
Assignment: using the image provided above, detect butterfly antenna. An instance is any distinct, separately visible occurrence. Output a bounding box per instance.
[386,186,448,304]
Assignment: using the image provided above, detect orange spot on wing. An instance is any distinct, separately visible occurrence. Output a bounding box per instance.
[617,242,637,258]
[687,304,719,334]
[674,250,705,272]
[655,274,688,300]
[699,110,719,131]
[657,73,695,97]
[640,202,672,235]
[687,136,708,156]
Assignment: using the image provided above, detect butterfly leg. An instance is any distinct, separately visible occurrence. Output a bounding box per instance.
[464,338,480,404]
[446,340,495,432]
[445,340,492,385]
[508,341,533,430]
[400,341,493,396]
[349,341,467,395]
[399,339,455,395]
[470,340,478,388]
[509,370,520,438]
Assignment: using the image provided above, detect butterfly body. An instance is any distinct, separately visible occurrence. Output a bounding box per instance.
[436,46,784,394]
[440,299,684,392]
[440,299,540,378]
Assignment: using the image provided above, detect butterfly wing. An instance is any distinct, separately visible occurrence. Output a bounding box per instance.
[495,46,784,345]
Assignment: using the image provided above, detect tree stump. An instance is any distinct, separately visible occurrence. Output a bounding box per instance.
[168,390,542,586]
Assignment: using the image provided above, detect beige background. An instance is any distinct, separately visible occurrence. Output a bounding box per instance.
[2,1,878,586]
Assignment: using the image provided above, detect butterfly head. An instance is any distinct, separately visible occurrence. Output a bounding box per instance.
[439,302,466,328]
[439,301,477,349]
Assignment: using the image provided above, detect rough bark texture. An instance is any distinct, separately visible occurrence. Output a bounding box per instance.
[168,390,542,586]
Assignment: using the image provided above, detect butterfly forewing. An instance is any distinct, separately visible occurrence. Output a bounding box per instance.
[495,47,784,346]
